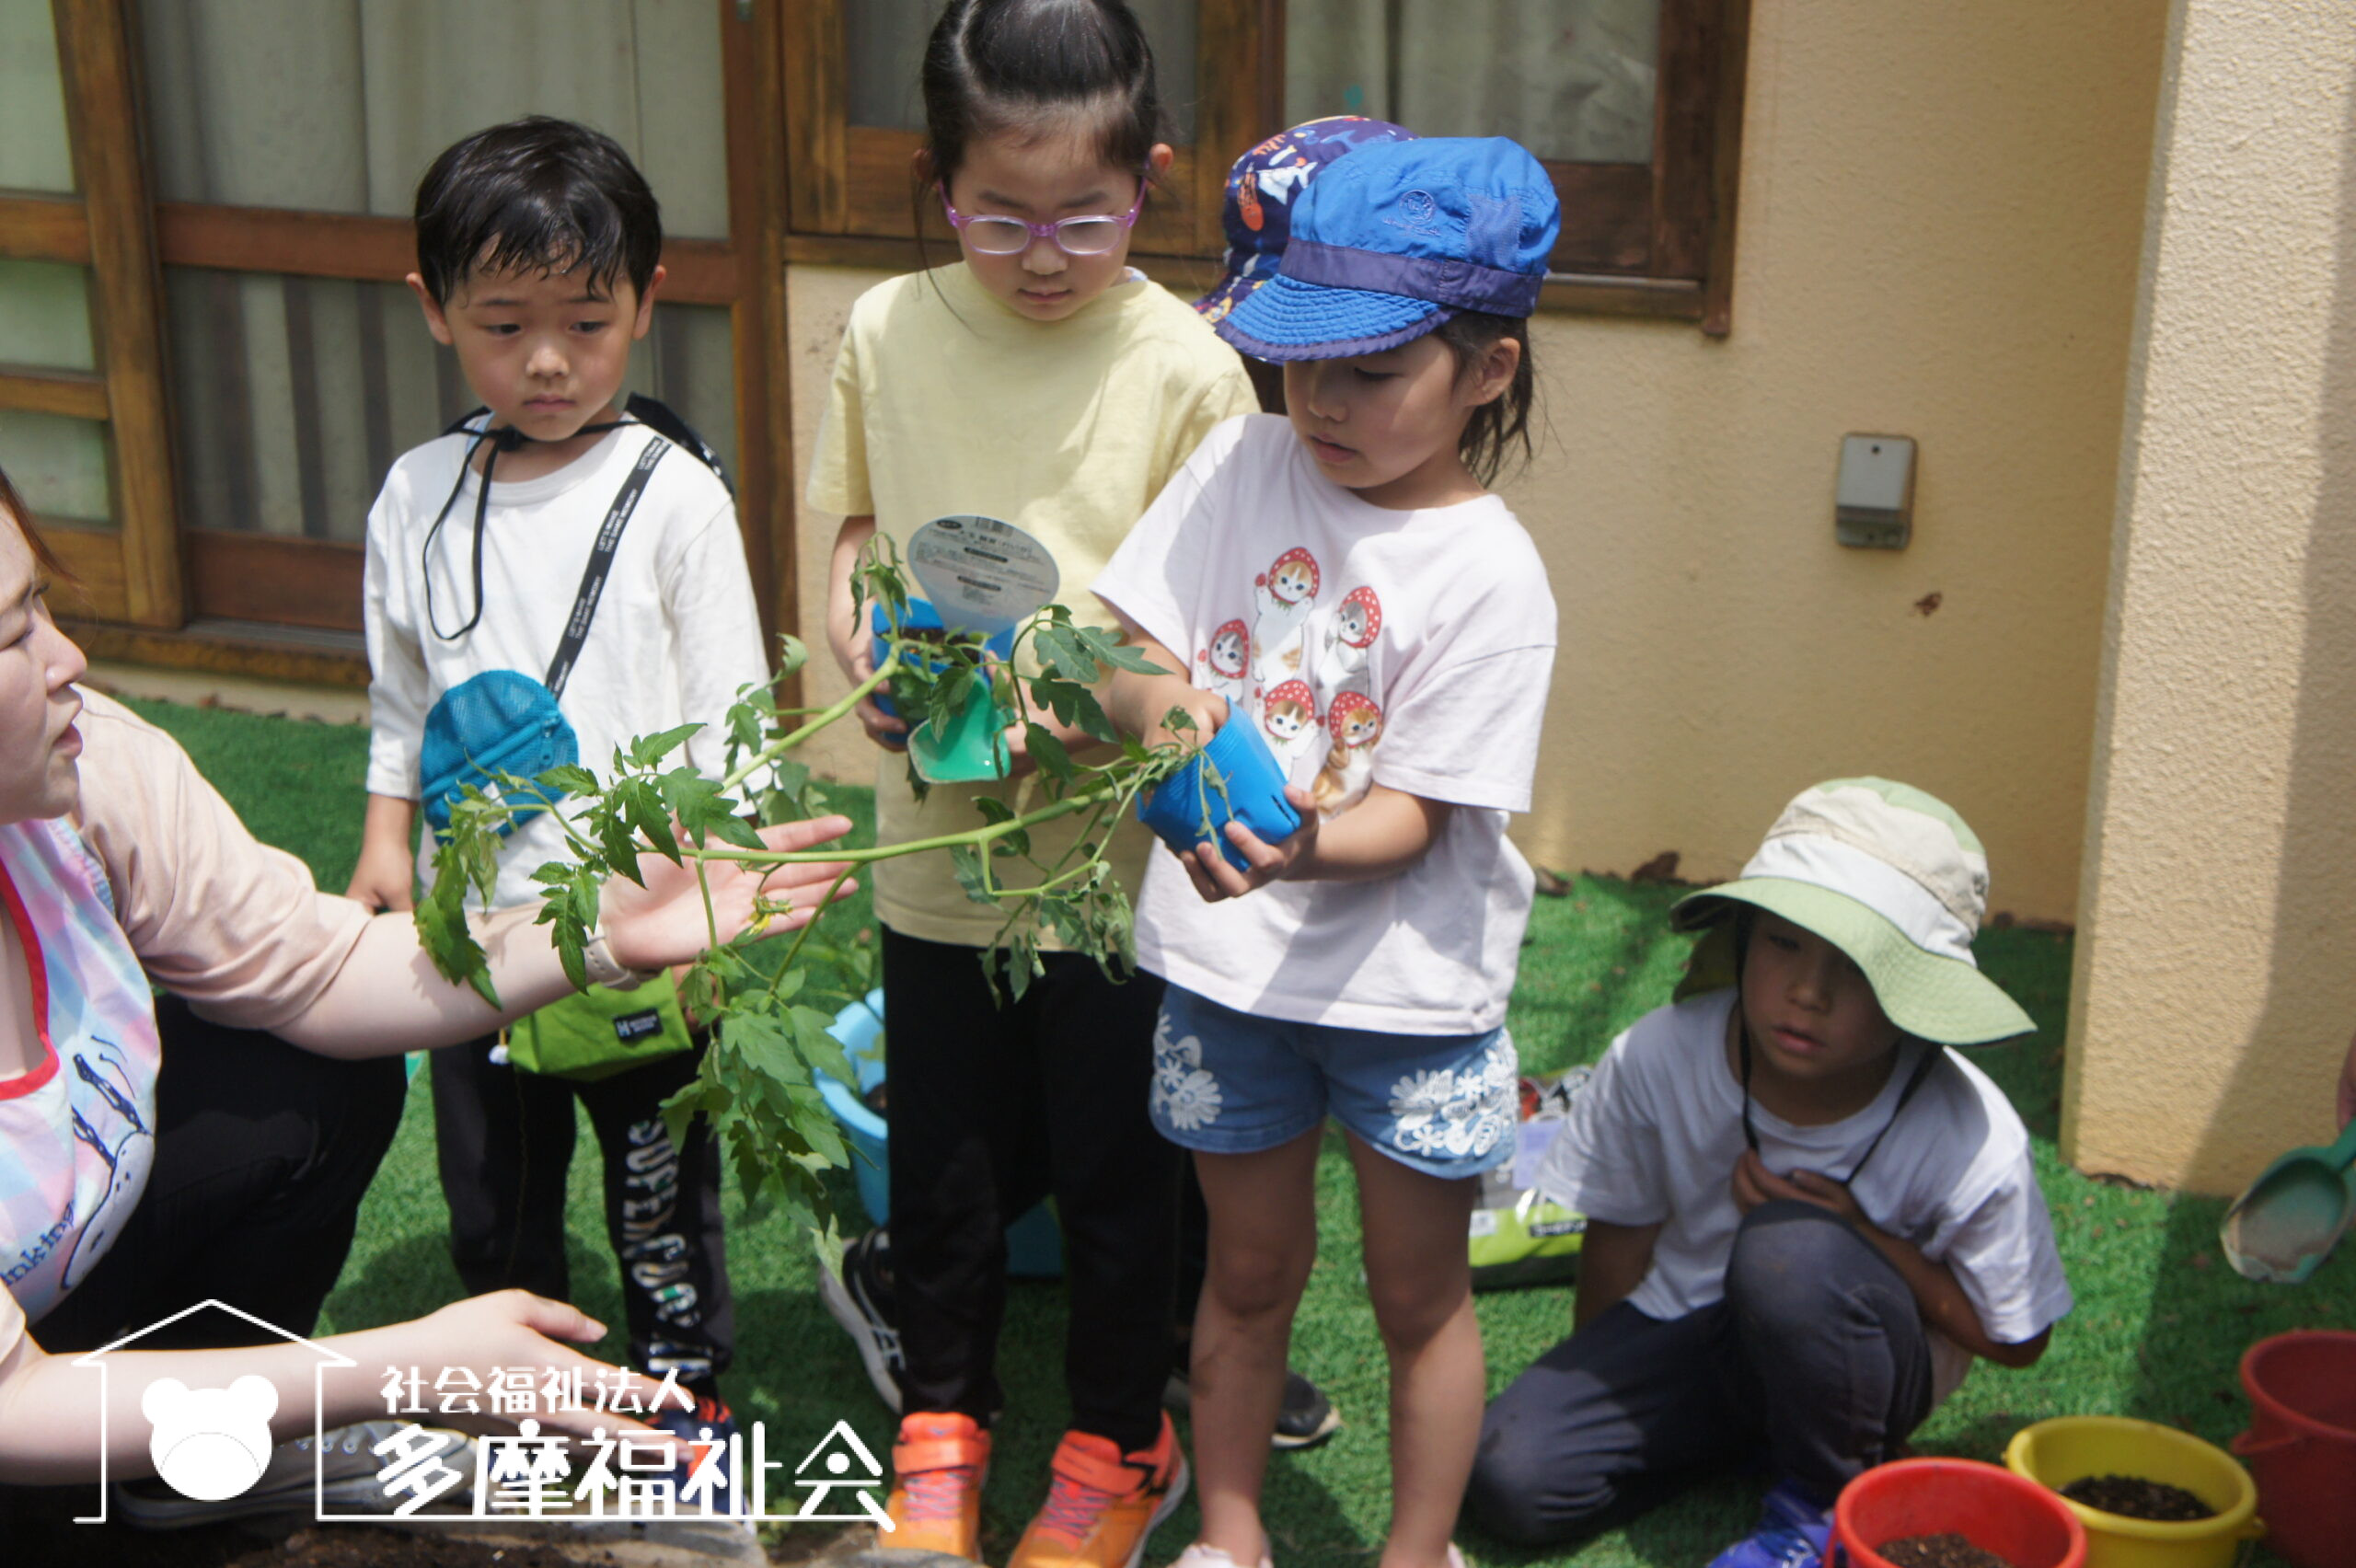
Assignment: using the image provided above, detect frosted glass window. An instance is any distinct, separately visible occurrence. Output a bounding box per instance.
[0,262,97,372]
[138,0,730,237]
[1287,0,1658,165]
[847,0,1198,144]
[0,411,111,527]
[165,270,737,543]
[0,0,77,194]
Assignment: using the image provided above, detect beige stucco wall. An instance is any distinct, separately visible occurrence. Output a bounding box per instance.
[2063,0,2356,1193]
[786,0,2166,924]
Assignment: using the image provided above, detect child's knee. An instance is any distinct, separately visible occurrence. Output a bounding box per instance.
[1725,1198,1876,1323]
[1205,1240,1311,1319]
[1464,1420,1610,1547]
[1365,1264,1470,1347]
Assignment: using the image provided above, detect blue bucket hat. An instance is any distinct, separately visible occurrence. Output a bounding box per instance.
[1218,136,1561,362]
[1195,116,1417,326]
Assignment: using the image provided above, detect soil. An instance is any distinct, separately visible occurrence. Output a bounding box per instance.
[5,1511,613,1568]
[1877,1534,2019,1568]
[2058,1472,2216,1521]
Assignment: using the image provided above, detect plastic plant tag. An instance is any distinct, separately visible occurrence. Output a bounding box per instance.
[907,514,1060,639]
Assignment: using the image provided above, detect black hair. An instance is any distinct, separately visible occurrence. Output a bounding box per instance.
[918,0,1164,197]
[412,116,661,305]
[1433,310,1537,489]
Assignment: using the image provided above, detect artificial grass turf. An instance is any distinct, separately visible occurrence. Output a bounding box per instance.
[125,690,2352,1567]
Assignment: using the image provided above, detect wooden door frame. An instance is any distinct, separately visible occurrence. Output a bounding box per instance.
[40,0,799,692]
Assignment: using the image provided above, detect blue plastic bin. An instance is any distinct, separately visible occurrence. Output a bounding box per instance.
[818,990,1063,1278]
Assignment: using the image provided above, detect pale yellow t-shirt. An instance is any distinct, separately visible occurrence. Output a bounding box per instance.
[808,262,1259,947]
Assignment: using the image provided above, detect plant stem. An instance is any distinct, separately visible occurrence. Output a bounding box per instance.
[687,783,1120,867]
[722,654,899,793]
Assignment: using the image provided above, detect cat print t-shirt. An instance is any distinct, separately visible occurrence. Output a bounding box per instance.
[1094,414,1558,1033]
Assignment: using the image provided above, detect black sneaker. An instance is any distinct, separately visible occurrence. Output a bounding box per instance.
[1162,1365,1341,1451]
[819,1225,906,1412]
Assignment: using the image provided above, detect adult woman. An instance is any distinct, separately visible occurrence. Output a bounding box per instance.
[0,471,851,1485]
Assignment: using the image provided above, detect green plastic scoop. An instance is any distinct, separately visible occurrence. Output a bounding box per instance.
[2220,1118,2356,1284]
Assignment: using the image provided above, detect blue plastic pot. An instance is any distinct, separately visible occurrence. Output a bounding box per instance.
[817,990,1063,1278]
[1137,715,1302,871]
[869,600,1017,721]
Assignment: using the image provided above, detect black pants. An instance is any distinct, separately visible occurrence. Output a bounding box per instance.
[883,926,1180,1451]
[32,997,408,1354]
[430,1032,732,1391]
[1467,1200,1935,1546]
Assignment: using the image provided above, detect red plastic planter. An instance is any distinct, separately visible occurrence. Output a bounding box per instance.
[1835,1458,2087,1568]
[2235,1330,2356,1568]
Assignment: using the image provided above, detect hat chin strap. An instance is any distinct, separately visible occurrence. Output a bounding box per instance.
[423,411,640,642]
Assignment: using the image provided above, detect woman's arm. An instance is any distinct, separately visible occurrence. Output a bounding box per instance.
[0,1286,684,1484]
[273,813,856,1058]
[1732,1154,2050,1368]
[1573,1219,1662,1331]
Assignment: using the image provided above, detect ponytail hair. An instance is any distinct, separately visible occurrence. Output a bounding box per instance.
[918,0,1165,193]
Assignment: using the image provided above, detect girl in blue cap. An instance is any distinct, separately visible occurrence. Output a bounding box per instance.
[1096,135,1561,1568]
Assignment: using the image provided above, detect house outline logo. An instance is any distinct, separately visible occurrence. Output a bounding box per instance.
[68,1298,353,1526]
[792,1418,892,1525]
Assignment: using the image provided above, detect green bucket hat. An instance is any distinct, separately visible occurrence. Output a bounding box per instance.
[1672,778,2034,1046]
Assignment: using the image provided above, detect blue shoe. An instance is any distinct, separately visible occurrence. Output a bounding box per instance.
[1706,1481,1835,1568]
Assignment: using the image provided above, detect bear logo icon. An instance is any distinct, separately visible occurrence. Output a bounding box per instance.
[142,1375,278,1501]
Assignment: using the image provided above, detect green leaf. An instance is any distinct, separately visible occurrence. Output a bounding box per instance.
[535,764,600,798]
[621,780,682,865]
[949,843,996,907]
[1025,723,1074,785]
[629,723,704,769]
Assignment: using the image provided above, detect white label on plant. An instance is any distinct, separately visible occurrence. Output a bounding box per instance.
[907,515,1061,637]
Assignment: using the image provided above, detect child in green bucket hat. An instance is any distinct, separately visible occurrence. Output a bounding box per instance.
[1468,778,2073,1568]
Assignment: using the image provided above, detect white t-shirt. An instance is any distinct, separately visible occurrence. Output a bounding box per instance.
[1093,414,1557,1034]
[1536,989,2074,1402]
[365,421,769,911]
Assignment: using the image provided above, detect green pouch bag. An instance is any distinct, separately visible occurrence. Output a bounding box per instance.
[507,973,695,1081]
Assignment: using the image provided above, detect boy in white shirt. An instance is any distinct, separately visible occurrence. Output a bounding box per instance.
[347,117,768,1445]
[1468,778,2073,1568]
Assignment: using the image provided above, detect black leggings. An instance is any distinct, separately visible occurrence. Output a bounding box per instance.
[883,926,1181,1451]
[31,996,408,1354]
[430,1032,732,1391]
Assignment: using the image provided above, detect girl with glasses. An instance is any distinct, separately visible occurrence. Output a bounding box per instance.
[808,3,1260,1564]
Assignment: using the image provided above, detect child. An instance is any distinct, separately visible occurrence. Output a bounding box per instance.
[1094,135,1563,1568]
[1468,779,2074,1568]
[806,3,1258,1562]
[347,117,767,1446]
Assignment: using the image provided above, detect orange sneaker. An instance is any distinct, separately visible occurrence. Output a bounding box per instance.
[882,1411,991,1559]
[1008,1412,1189,1568]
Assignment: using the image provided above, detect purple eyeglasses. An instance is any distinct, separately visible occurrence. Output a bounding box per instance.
[940,181,1147,257]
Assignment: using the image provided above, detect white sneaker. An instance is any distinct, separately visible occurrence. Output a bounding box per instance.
[1170,1541,1273,1568]
[820,1226,907,1412]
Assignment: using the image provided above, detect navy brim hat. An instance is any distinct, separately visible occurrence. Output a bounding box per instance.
[1217,136,1560,363]
[1196,117,1417,326]
[1215,271,1452,361]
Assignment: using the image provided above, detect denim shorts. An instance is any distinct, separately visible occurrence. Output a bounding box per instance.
[1148,986,1519,1179]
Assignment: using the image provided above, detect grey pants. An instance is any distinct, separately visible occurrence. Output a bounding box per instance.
[1467,1200,1934,1546]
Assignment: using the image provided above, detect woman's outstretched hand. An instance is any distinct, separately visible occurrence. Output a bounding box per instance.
[601,814,857,974]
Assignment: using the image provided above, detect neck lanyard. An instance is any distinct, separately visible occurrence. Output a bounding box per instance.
[1737,1018,1940,1188]
[422,412,639,642]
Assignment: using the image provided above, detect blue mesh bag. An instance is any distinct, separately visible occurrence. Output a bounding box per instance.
[420,669,581,836]
[414,405,704,837]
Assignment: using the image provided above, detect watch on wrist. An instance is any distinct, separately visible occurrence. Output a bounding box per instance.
[582,923,659,990]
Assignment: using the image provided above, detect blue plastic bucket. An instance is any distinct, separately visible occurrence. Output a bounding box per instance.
[818,990,1063,1278]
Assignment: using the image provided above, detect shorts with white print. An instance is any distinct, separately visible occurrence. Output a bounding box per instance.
[1149,986,1519,1178]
